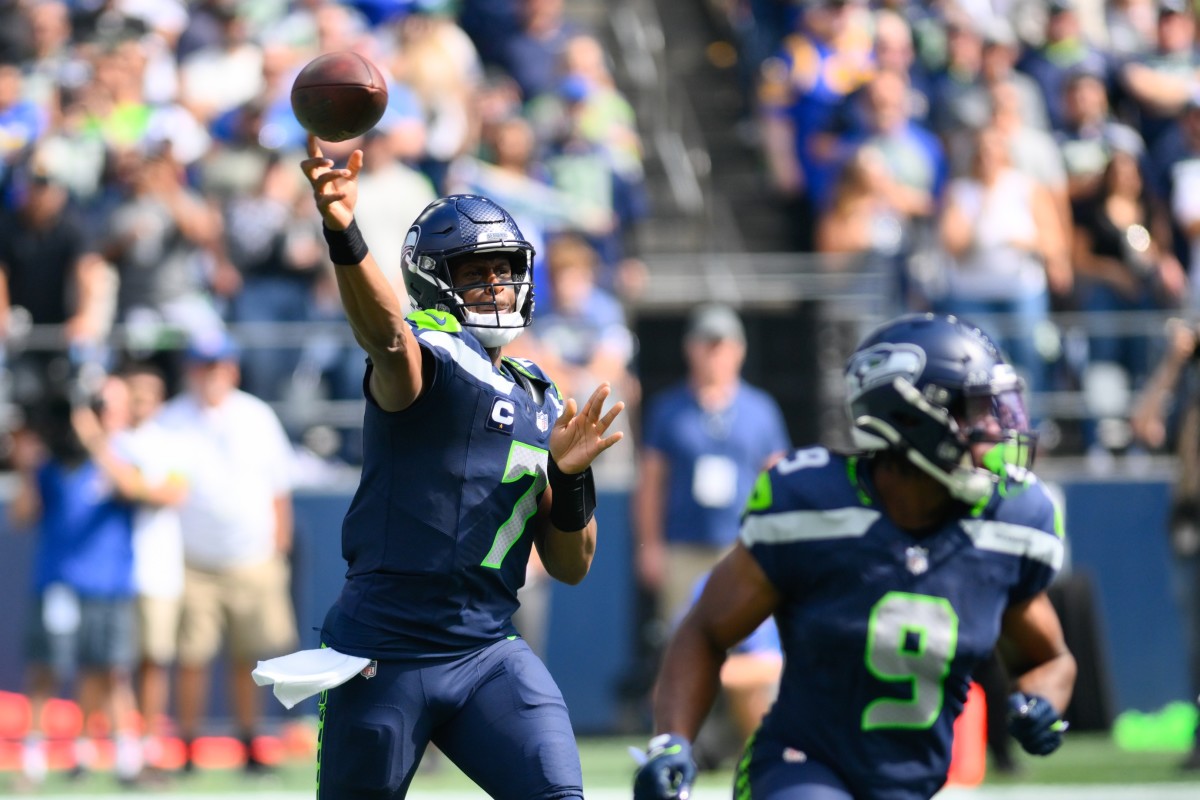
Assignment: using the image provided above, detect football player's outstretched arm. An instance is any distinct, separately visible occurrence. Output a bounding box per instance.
[653,544,780,740]
[300,134,424,411]
[999,592,1076,714]
[535,383,624,585]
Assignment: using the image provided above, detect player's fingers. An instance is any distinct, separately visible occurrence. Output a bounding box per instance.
[557,397,578,426]
[315,192,347,208]
[597,400,625,432]
[312,169,353,189]
[583,382,611,420]
[347,149,364,178]
[299,157,333,182]
[596,430,624,453]
[306,133,323,159]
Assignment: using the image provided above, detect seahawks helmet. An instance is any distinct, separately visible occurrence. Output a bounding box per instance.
[402,195,535,347]
[844,313,1036,504]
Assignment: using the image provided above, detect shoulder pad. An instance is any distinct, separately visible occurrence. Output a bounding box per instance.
[407,309,461,333]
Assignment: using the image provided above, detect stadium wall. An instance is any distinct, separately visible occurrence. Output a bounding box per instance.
[0,481,1185,733]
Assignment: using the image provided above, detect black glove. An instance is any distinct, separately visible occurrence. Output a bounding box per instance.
[633,734,697,800]
[1007,692,1068,755]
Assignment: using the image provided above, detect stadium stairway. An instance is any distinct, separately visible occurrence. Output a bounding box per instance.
[585,0,796,259]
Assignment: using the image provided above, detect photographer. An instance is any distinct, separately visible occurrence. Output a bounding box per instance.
[1131,318,1200,770]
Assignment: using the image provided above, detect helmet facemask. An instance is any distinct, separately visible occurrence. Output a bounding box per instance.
[851,376,1037,505]
[448,249,534,348]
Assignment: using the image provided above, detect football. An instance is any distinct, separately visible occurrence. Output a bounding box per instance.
[290,51,389,142]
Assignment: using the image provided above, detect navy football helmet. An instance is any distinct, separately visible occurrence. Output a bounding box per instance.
[844,313,1036,504]
[401,195,535,346]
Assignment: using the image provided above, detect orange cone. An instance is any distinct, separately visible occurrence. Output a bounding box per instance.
[946,681,987,787]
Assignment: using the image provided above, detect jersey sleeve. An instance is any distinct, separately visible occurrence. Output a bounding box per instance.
[983,476,1066,605]
[1011,481,1066,604]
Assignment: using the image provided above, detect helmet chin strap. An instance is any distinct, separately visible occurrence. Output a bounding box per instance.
[855,415,996,506]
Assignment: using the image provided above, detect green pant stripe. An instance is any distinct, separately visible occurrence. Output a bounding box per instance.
[735,728,758,800]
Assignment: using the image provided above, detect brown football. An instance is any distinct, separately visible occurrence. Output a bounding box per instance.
[290,51,389,142]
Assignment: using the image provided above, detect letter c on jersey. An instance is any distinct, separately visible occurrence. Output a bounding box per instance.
[487,398,516,434]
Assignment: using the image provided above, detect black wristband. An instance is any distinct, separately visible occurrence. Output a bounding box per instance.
[548,456,596,531]
[323,219,369,265]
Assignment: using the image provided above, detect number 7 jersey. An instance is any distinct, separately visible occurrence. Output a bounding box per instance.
[741,447,1064,799]
[321,311,563,660]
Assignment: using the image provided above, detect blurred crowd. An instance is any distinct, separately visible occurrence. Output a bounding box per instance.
[0,0,648,468]
[735,0,1200,456]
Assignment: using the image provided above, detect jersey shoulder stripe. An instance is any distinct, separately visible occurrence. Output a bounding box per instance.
[741,507,880,547]
[959,519,1064,571]
[414,328,515,395]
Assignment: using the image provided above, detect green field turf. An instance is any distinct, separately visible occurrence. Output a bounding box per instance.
[4,734,1198,798]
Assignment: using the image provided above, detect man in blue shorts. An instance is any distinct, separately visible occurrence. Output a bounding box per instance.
[298,135,624,800]
[634,313,1076,800]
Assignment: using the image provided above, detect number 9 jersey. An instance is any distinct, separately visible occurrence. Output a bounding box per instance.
[321,310,563,660]
[740,446,1064,799]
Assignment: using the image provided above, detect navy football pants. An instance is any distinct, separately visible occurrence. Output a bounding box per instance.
[740,736,943,800]
[317,637,583,800]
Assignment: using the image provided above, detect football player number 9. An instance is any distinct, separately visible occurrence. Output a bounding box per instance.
[862,592,959,730]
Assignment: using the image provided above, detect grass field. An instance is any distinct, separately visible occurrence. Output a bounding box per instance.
[4,733,1199,798]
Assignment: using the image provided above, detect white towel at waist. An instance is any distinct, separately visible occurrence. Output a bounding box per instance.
[251,647,372,710]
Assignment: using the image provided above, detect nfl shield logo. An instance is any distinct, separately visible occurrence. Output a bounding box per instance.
[536,411,549,432]
[360,660,378,679]
[905,546,929,575]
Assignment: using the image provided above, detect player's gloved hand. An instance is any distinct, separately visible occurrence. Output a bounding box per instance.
[632,733,697,800]
[1007,692,1068,755]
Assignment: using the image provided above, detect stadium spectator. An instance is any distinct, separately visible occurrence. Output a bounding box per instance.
[1057,63,1145,212]
[757,0,873,248]
[115,362,188,774]
[527,34,643,181]
[633,304,790,640]
[0,55,47,193]
[293,138,625,798]
[156,331,298,774]
[1148,91,1200,306]
[179,6,265,127]
[1117,0,1199,150]
[1016,0,1109,133]
[1130,317,1200,770]
[928,16,1048,163]
[936,126,1070,394]
[814,146,909,310]
[868,9,931,125]
[1072,147,1185,414]
[1106,0,1159,57]
[0,160,110,418]
[222,153,325,401]
[841,69,945,227]
[391,9,482,191]
[20,0,78,120]
[11,376,144,786]
[500,0,578,101]
[633,313,1076,800]
[101,143,230,346]
[512,232,639,483]
[978,79,1074,272]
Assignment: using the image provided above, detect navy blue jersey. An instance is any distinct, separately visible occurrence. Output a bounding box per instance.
[741,447,1064,799]
[322,310,563,660]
